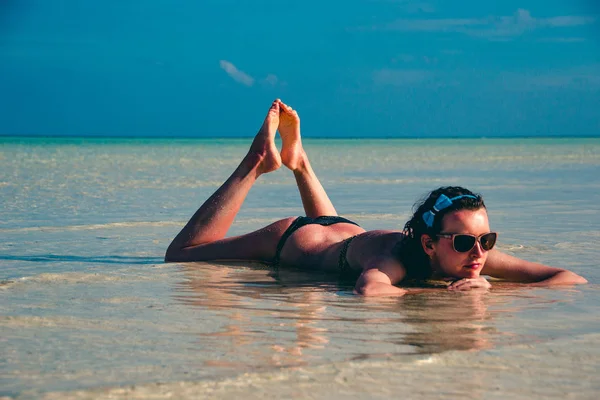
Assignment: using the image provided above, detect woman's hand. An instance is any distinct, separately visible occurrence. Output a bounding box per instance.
[447,277,491,291]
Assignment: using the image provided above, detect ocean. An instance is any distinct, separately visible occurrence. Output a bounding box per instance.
[1,137,599,399]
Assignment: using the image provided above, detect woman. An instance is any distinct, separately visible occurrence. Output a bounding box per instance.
[165,100,587,296]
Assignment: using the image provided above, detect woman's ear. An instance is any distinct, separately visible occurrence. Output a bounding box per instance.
[421,234,435,257]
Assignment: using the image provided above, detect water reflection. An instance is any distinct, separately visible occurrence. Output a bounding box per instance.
[395,291,494,353]
[171,263,579,374]
[173,263,338,369]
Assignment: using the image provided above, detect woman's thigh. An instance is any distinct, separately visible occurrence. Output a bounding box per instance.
[165,217,297,262]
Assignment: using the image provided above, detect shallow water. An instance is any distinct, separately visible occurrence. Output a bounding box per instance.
[1,137,599,398]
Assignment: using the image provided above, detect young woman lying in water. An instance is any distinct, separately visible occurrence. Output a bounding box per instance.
[165,100,587,296]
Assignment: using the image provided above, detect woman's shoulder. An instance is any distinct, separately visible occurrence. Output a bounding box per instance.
[353,230,433,281]
[350,230,407,262]
[357,230,406,242]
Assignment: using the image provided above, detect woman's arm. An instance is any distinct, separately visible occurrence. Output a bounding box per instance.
[481,249,587,285]
[354,257,408,296]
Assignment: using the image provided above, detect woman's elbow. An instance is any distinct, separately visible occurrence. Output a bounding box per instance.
[537,270,588,285]
[554,270,588,285]
[354,282,406,297]
[354,284,371,296]
[354,281,379,296]
[567,272,588,285]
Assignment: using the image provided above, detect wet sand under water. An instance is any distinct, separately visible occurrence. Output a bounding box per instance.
[18,333,600,400]
[2,138,599,398]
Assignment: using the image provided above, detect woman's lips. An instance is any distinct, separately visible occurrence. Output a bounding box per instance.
[464,263,481,270]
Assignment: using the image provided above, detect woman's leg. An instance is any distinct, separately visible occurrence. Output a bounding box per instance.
[278,100,338,217]
[165,101,295,262]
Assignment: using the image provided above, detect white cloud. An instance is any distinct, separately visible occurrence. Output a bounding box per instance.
[262,74,279,86]
[536,37,585,43]
[499,66,600,90]
[384,18,483,32]
[219,60,254,86]
[379,9,596,39]
[543,15,596,27]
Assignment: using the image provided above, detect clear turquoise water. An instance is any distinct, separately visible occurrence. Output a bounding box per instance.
[1,137,599,399]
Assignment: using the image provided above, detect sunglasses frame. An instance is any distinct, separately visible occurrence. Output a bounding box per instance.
[436,232,498,253]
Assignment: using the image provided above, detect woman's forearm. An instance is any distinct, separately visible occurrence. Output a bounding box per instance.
[529,270,588,286]
[354,282,407,297]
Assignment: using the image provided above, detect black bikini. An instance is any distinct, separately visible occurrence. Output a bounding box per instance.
[337,235,357,273]
[273,216,360,272]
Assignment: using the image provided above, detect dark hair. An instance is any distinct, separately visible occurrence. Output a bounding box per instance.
[395,186,486,279]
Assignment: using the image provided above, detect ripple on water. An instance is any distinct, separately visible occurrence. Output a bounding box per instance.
[30,333,600,400]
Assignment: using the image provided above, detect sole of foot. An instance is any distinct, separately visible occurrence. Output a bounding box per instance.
[277,100,305,171]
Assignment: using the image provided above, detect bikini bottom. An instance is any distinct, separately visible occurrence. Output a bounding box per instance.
[272,216,359,272]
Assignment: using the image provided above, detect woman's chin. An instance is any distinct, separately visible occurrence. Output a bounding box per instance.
[461,263,482,279]
[460,269,480,279]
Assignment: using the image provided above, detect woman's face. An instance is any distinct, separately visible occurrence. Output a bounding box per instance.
[424,208,492,279]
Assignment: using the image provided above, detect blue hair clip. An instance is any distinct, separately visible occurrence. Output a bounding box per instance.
[422,194,477,228]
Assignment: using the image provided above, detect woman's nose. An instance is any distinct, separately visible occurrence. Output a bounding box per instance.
[470,240,485,257]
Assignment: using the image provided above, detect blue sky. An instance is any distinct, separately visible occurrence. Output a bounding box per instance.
[1,0,599,137]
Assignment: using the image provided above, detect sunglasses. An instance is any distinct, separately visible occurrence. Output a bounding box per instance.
[436,232,498,253]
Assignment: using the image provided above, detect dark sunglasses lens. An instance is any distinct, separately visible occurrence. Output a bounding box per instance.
[480,232,497,251]
[453,235,476,252]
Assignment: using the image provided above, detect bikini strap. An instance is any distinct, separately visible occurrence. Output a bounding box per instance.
[338,235,357,273]
[272,216,303,265]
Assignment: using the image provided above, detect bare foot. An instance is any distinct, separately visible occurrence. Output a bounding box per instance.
[247,100,282,175]
[278,100,305,171]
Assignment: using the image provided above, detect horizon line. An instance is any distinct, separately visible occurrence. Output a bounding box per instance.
[1,134,599,140]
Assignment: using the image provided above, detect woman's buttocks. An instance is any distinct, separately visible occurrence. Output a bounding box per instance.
[280,223,365,270]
